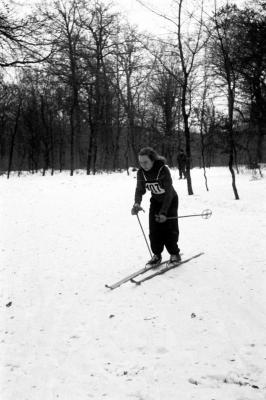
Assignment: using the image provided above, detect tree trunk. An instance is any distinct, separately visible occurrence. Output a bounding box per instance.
[228,86,240,199]
[200,114,209,192]
[7,101,21,179]
[177,0,194,195]
[182,83,193,195]
[229,151,239,199]
[70,109,75,176]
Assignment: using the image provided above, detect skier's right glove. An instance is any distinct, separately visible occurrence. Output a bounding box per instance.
[131,203,144,215]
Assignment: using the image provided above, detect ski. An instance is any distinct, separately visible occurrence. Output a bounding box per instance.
[105,260,169,290]
[131,252,204,285]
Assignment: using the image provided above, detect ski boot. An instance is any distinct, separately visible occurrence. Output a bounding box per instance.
[168,253,181,266]
[146,254,162,268]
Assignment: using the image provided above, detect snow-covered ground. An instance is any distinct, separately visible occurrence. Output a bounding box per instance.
[1,166,266,400]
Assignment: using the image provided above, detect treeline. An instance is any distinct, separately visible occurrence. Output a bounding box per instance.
[0,0,265,185]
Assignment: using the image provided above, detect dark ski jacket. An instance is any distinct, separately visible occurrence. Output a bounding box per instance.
[177,152,186,168]
[134,159,177,215]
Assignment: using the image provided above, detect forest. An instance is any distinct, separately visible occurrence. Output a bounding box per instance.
[0,0,265,193]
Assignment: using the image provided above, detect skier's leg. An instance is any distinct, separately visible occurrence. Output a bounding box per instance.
[149,199,164,256]
[163,196,180,256]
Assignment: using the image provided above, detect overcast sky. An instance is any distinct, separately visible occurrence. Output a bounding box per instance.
[114,0,248,33]
[11,0,248,34]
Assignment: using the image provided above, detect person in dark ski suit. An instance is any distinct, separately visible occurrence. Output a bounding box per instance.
[131,147,181,267]
[177,149,187,179]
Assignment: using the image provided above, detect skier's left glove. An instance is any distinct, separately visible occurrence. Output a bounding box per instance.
[131,203,144,215]
[155,214,167,223]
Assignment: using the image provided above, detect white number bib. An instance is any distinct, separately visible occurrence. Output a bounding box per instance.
[145,181,165,194]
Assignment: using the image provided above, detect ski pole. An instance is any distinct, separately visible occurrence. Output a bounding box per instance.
[136,214,152,257]
[166,209,212,220]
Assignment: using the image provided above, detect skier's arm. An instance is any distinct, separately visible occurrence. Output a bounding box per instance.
[134,169,146,205]
[159,166,174,215]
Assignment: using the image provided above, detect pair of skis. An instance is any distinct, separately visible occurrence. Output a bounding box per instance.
[105,252,203,290]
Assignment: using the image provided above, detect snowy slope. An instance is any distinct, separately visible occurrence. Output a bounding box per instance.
[1,167,266,400]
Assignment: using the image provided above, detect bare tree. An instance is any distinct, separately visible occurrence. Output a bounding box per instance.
[208,3,240,199]
[3,84,22,178]
[148,47,182,164]
[193,48,212,191]
[232,3,266,167]
[137,0,208,195]
[0,2,52,68]
[110,24,152,171]
[41,0,84,175]
[117,27,146,169]
[78,0,118,174]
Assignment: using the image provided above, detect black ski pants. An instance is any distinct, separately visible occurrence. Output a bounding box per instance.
[149,195,180,256]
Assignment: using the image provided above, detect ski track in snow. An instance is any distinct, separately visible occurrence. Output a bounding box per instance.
[1,167,266,400]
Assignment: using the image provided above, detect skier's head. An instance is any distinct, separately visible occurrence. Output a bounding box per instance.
[138,147,165,171]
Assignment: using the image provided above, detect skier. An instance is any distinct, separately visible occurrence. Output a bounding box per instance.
[177,149,187,179]
[131,147,181,267]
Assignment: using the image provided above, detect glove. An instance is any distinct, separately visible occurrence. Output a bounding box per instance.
[155,214,167,223]
[131,203,144,215]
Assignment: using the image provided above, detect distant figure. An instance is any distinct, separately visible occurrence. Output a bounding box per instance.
[177,149,186,179]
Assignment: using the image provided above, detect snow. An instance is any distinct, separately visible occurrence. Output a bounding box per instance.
[1,166,266,400]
